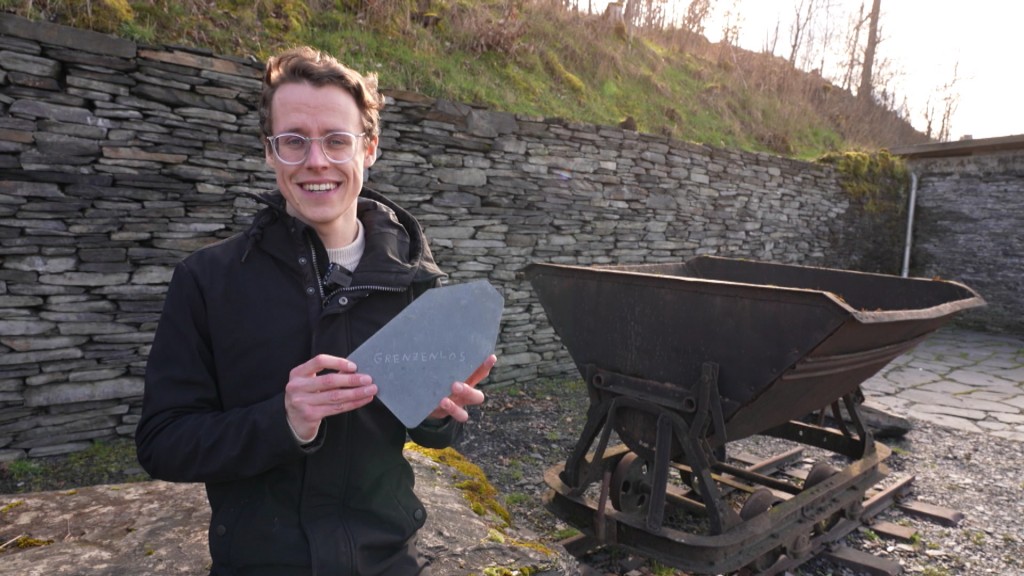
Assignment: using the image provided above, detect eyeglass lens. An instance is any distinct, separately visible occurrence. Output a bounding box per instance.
[272,132,359,164]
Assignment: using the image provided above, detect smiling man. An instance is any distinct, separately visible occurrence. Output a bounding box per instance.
[136,46,495,576]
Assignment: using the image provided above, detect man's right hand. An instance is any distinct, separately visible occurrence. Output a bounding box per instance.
[284,354,377,442]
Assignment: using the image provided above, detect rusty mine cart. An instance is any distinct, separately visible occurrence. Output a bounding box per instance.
[526,256,984,575]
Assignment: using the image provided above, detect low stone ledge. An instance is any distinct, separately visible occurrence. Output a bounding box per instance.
[0,448,578,575]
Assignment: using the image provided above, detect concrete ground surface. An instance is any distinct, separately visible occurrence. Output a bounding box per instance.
[863,327,1024,441]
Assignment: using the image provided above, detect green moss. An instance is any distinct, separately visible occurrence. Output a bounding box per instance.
[406,444,512,527]
[406,444,558,573]
[541,51,586,96]
[817,148,911,273]
[3,459,41,482]
[0,438,150,494]
[15,536,54,549]
[0,500,24,515]
[651,561,678,575]
[818,149,909,214]
[482,567,534,576]
[479,554,549,575]
[504,492,530,507]
[505,537,555,556]
[72,0,136,34]
[550,527,581,540]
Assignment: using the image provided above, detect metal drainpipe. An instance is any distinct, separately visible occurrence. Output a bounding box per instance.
[901,171,918,277]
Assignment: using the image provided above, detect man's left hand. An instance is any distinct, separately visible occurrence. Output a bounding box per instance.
[427,354,496,422]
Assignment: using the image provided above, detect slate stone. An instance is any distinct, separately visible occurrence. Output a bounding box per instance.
[39,272,130,287]
[0,169,112,186]
[24,377,143,407]
[67,74,130,96]
[139,48,261,78]
[5,255,77,272]
[0,347,83,367]
[0,50,61,76]
[198,69,262,91]
[0,320,57,337]
[3,84,83,107]
[0,336,88,353]
[467,108,518,137]
[432,167,487,187]
[349,281,503,428]
[0,34,40,55]
[7,71,61,90]
[9,99,111,126]
[34,132,102,156]
[38,119,109,139]
[44,47,137,71]
[0,13,135,58]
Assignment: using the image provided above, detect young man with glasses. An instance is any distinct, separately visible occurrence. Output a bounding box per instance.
[136,46,495,575]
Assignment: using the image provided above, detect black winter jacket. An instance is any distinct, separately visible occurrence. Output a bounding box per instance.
[136,189,457,576]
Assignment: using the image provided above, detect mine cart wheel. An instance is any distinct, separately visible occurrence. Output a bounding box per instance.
[803,461,839,490]
[803,461,842,535]
[739,487,777,520]
[610,452,651,515]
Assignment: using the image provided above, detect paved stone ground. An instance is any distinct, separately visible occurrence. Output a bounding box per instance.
[864,327,1024,441]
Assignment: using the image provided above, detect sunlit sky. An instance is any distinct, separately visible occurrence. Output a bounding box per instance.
[596,1,1023,140]
[707,0,1023,141]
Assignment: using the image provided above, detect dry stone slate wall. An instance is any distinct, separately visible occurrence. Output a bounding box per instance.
[905,151,1024,335]
[0,13,877,459]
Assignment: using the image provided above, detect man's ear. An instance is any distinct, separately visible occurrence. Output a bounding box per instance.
[364,135,379,168]
[265,144,275,167]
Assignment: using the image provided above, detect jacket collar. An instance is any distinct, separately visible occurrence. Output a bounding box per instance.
[242,189,446,288]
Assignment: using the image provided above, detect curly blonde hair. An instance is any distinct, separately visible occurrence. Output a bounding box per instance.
[259,46,385,143]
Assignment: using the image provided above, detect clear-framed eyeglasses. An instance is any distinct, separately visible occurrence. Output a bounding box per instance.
[266,131,366,165]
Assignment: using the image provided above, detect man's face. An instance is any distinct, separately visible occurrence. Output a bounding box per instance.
[266,81,378,247]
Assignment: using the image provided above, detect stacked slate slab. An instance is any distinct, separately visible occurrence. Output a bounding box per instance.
[1,13,918,459]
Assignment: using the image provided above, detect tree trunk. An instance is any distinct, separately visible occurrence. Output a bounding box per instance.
[858,0,881,101]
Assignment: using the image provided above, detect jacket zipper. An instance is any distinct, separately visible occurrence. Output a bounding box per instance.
[302,233,415,575]
[306,236,327,303]
[307,234,408,307]
[323,283,405,307]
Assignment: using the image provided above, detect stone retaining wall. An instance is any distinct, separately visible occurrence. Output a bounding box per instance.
[0,13,905,458]
[905,151,1024,334]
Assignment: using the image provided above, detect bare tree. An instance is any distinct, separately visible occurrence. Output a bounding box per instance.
[787,0,844,73]
[787,0,816,66]
[810,1,839,74]
[937,62,962,141]
[719,0,742,47]
[623,0,638,29]
[858,0,881,101]
[681,0,712,37]
[623,0,669,31]
[922,94,937,139]
[840,2,867,92]
[762,18,780,56]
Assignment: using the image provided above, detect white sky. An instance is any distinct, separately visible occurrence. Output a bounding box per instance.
[702,0,1024,140]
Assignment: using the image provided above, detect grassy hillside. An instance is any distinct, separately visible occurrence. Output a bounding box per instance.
[0,0,929,158]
